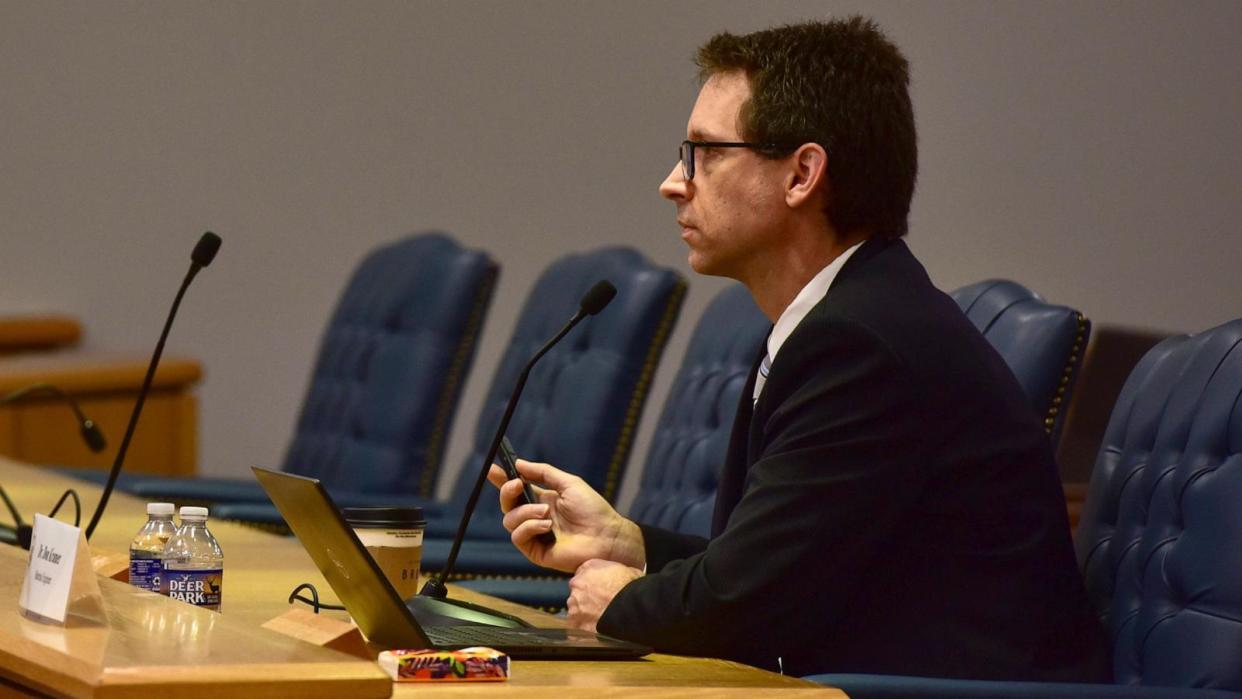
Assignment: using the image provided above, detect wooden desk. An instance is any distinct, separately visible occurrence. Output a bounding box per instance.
[0,315,81,354]
[0,459,844,698]
[0,353,201,475]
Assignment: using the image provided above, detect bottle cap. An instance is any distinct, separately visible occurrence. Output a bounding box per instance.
[147,502,175,516]
[179,506,209,518]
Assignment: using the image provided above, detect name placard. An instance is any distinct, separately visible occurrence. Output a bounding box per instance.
[18,514,100,624]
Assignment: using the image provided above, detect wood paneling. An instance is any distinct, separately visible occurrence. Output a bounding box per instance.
[0,316,81,354]
[0,354,201,475]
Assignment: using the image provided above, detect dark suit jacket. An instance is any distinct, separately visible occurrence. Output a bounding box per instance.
[598,238,1112,680]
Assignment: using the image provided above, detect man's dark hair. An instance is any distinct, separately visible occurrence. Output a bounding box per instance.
[697,17,917,239]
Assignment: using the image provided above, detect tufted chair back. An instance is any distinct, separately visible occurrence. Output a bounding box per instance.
[627,285,768,538]
[283,233,497,498]
[950,279,1089,445]
[449,247,685,531]
[1075,318,1242,688]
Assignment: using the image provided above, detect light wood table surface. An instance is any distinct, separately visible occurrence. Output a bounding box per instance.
[0,458,846,698]
[0,353,201,476]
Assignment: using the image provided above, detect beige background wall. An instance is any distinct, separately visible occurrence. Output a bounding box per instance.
[2,1,1239,507]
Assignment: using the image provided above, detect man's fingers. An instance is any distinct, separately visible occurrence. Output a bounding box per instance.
[502,501,550,533]
[510,517,553,547]
[494,466,550,513]
[565,594,583,627]
[514,459,579,492]
[486,464,509,490]
[497,478,532,515]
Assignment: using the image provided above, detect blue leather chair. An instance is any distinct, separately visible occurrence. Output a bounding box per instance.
[451,284,769,607]
[216,247,686,535]
[427,247,685,535]
[76,233,498,509]
[951,279,1089,446]
[807,317,1242,698]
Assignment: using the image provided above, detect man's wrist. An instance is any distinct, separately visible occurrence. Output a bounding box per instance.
[605,517,646,570]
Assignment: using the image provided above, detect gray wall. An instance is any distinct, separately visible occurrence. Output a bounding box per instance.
[2,1,1239,507]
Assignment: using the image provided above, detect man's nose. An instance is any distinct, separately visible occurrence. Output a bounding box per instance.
[659,162,688,200]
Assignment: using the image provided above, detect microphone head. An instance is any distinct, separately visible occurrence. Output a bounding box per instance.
[192,231,222,268]
[81,420,107,453]
[579,280,617,316]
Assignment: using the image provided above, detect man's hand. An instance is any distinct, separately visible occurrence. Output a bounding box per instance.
[488,459,645,574]
[566,559,643,633]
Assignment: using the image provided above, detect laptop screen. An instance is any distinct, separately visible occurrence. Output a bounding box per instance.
[252,467,432,649]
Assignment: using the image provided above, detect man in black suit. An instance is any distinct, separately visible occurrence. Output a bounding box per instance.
[489,17,1111,681]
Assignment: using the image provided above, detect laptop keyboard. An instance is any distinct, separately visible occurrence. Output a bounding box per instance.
[425,626,566,646]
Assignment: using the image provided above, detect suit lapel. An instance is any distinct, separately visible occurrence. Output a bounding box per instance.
[707,238,901,538]
[712,343,766,536]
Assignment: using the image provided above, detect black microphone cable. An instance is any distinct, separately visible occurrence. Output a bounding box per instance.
[48,488,81,527]
[0,382,106,548]
[286,583,347,614]
[0,484,33,548]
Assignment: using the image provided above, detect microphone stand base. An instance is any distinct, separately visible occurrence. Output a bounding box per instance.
[405,593,531,629]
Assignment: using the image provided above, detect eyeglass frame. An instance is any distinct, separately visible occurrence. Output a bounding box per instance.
[678,139,801,181]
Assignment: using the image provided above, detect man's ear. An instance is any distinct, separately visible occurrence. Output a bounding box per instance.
[784,143,829,209]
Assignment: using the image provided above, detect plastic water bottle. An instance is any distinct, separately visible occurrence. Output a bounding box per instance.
[161,506,224,611]
[129,502,177,592]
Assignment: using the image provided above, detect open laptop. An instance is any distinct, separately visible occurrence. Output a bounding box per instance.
[252,467,651,659]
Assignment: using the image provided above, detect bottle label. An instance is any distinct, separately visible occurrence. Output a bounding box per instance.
[162,569,223,610]
[129,558,163,592]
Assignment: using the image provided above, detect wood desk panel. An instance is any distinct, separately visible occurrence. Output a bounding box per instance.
[0,316,81,354]
[0,460,844,698]
[0,546,390,699]
[0,354,201,475]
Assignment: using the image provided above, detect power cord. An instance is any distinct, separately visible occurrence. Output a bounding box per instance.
[47,488,81,527]
[287,583,347,614]
[0,484,80,549]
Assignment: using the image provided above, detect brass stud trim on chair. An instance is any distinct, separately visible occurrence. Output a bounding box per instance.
[601,280,686,504]
[1044,312,1088,436]
[419,266,499,499]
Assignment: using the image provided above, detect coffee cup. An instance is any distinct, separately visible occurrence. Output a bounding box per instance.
[342,506,426,600]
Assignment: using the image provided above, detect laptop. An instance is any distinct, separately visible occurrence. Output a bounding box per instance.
[252,467,651,659]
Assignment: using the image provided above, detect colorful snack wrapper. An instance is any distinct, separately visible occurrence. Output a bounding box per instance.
[378,647,510,682]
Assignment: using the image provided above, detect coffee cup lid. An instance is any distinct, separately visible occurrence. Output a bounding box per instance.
[341,506,426,528]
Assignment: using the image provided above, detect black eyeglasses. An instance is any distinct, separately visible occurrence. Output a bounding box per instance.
[678,139,799,180]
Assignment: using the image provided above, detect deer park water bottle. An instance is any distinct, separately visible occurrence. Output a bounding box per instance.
[161,506,224,611]
[129,502,177,592]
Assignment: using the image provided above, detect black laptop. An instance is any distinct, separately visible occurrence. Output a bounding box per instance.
[252,467,651,659]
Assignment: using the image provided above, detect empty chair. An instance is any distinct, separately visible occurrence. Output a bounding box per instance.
[84,233,498,509]
[807,317,1242,698]
[451,284,769,607]
[216,246,687,536]
[951,279,1089,445]
[431,247,686,534]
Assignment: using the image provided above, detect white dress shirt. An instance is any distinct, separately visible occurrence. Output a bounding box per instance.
[752,240,865,403]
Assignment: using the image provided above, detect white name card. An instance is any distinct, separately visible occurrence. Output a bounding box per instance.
[18,514,100,624]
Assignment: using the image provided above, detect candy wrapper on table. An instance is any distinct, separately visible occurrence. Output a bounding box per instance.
[378,647,510,682]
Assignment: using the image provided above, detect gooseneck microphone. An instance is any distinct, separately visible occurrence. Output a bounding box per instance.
[83,232,221,540]
[0,383,108,454]
[410,279,617,628]
[0,383,108,549]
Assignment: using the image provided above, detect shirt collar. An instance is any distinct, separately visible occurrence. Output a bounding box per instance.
[766,240,865,364]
